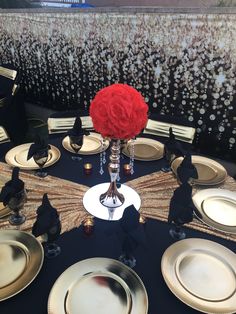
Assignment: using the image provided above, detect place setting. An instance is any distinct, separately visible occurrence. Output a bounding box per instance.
[171,150,236,238]
[192,188,236,234]
[62,116,110,158]
[171,155,227,186]
[161,237,236,314]
[5,135,60,174]
[0,168,44,301]
[0,187,64,302]
[48,204,148,314]
[0,229,44,302]
[161,179,236,314]
[122,137,164,161]
[48,257,148,314]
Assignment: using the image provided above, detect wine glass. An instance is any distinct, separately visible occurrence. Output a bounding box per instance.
[119,251,136,268]
[33,149,49,178]
[69,135,83,161]
[8,189,27,225]
[118,236,137,268]
[44,221,61,258]
[161,147,176,172]
[169,220,186,240]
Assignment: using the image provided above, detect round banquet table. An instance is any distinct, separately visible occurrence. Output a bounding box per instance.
[0,134,235,314]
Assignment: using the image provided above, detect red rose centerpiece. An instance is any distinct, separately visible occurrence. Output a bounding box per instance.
[89,84,148,209]
[90,83,148,140]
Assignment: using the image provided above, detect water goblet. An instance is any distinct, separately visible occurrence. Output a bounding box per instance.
[169,221,186,240]
[8,189,27,225]
[69,135,83,161]
[44,221,61,258]
[119,251,136,269]
[33,149,49,178]
[161,148,176,173]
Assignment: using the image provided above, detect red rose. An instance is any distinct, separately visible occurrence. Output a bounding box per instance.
[89,84,149,139]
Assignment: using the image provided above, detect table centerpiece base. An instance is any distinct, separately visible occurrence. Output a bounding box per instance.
[83,183,141,221]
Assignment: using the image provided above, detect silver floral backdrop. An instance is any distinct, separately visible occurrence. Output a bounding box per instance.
[0,11,236,160]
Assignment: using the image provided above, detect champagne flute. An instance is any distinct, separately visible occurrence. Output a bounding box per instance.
[69,135,83,161]
[33,149,49,178]
[8,189,27,225]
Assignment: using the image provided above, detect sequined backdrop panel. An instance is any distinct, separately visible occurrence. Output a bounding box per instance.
[0,12,235,159]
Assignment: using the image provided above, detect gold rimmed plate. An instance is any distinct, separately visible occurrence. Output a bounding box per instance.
[0,203,11,219]
[5,143,61,170]
[48,257,148,314]
[193,189,236,234]
[171,155,227,185]
[0,230,44,301]
[62,132,109,155]
[122,138,164,161]
[161,238,236,314]
[0,180,10,218]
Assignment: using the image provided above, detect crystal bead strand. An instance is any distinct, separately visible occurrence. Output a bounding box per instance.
[99,138,105,175]
[102,146,106,164]
[129,138,135,175]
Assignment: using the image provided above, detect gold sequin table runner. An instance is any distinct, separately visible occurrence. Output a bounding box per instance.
[0,162,236,242]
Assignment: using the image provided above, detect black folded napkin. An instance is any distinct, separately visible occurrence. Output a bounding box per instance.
[119,205,146,254]
[168,182,201,225]
[67,116,90,136]
[27,134,51,160]
[177,152,198,183]
[0,167,24,206]
[32,193,61,242]
[164,127,184,158]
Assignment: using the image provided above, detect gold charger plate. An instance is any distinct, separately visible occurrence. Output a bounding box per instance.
[122,138,164,161]
[62,132,109,155]
[161,238,236,314]
[193,188,236,234]
[0,230,44,301]
[0,203,11,219]
[0,179,10,218]
[171,155,227,185]
[48,257,148,314]
[5,143,61,170]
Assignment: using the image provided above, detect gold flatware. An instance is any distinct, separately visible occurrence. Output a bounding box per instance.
[122,137,164,161]
[0,230,44,301]
[171,155,227,185]
[62,132,109,155]
[5,143,60,170]
[48,257,148,314]
[193,188,236,234]
[161,238,236,314]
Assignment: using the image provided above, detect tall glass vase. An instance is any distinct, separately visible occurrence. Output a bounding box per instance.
[99,139,125,208]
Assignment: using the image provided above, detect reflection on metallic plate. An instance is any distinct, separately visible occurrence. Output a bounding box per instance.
[0,230,44,301]
[161,238,236,314]
[62,132,109,155]
[48,257,148,314]
[193,189,236,234]
[83,183,141,221]
[171,155,227,185]
[122,137,164,161]
[5,143,61,170]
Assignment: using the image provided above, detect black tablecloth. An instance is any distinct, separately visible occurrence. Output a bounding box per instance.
[0,136,235,314]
